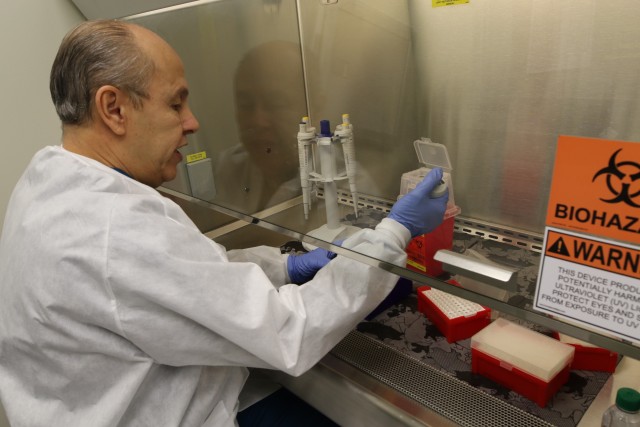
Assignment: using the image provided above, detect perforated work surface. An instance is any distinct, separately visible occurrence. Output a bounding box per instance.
[331,330,555,427]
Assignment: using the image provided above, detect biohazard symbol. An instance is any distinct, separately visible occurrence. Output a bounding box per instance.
[547,237,570,256]
[592,149,640,208]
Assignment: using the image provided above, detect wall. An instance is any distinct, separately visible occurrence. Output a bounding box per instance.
[409,0,640,232]
[298,0,419,200]
[297,0,640,234]
[0,1,85,424]
[0,0,84,235]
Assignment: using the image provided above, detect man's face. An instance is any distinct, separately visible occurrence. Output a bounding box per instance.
[126,32,199,188]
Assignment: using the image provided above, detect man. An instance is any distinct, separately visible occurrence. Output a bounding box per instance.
[0,20,448,426]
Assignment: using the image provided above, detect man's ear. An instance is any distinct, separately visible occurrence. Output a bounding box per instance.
[94,85,128,136]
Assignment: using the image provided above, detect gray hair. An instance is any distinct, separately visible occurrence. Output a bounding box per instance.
[50,20,155,125]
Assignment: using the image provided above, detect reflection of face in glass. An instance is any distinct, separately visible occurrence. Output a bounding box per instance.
[234,41,307,185]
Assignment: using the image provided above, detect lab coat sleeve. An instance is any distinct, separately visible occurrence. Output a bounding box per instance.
[106,194,410,376]
[226,246,288,288]
[269,218,410,375]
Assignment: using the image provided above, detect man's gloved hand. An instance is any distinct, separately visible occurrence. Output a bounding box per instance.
[287,247,338,284]
[388,167,449,237]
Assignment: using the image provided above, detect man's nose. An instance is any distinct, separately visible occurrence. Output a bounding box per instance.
[183,106,200,134]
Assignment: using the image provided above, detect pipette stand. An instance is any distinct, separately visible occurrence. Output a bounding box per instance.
[297,115,360,244]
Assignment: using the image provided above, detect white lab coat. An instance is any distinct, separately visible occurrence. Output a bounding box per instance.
[0,146,410,427]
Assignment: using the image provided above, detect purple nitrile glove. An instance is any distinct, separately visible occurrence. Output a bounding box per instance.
[287,246,338,284]
[388,167,449,237]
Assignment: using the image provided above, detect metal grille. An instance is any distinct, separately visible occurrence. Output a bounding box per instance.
[452,217,544,253]
[331,330,556,427]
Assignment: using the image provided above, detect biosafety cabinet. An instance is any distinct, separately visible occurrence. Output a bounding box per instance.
[73,1,640,425]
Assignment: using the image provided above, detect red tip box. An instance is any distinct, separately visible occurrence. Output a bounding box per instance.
[553,332,618,372]
[471,319,575,407]
[417,285,491,343]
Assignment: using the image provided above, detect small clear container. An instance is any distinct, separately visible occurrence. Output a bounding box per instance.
[399,138,460,217]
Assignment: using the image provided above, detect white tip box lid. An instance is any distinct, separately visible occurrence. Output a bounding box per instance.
[471,318,575,382]
[414,138,452,172]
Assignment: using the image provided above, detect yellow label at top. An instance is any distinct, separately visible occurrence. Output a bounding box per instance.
[433,0,469,7]
[186,151,207,163]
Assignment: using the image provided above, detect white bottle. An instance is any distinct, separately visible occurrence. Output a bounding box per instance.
[602,388,640,427]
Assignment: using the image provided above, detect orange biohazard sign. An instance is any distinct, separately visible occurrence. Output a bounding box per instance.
[545,229,639,279]
[546,136,640,245]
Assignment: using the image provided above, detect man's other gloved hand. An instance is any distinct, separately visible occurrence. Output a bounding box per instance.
[287,247,338,284]
[388,167,449,237]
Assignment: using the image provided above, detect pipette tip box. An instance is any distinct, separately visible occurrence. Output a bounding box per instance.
[417,285,491,343]
[471,318,575,407]
[552,332,618,372]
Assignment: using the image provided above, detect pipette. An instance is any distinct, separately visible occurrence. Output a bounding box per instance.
[297,117,315,219]
[334,113,359,218]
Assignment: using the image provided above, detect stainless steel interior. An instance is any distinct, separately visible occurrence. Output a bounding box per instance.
[118,1,640,425]
[132,0,640,232]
